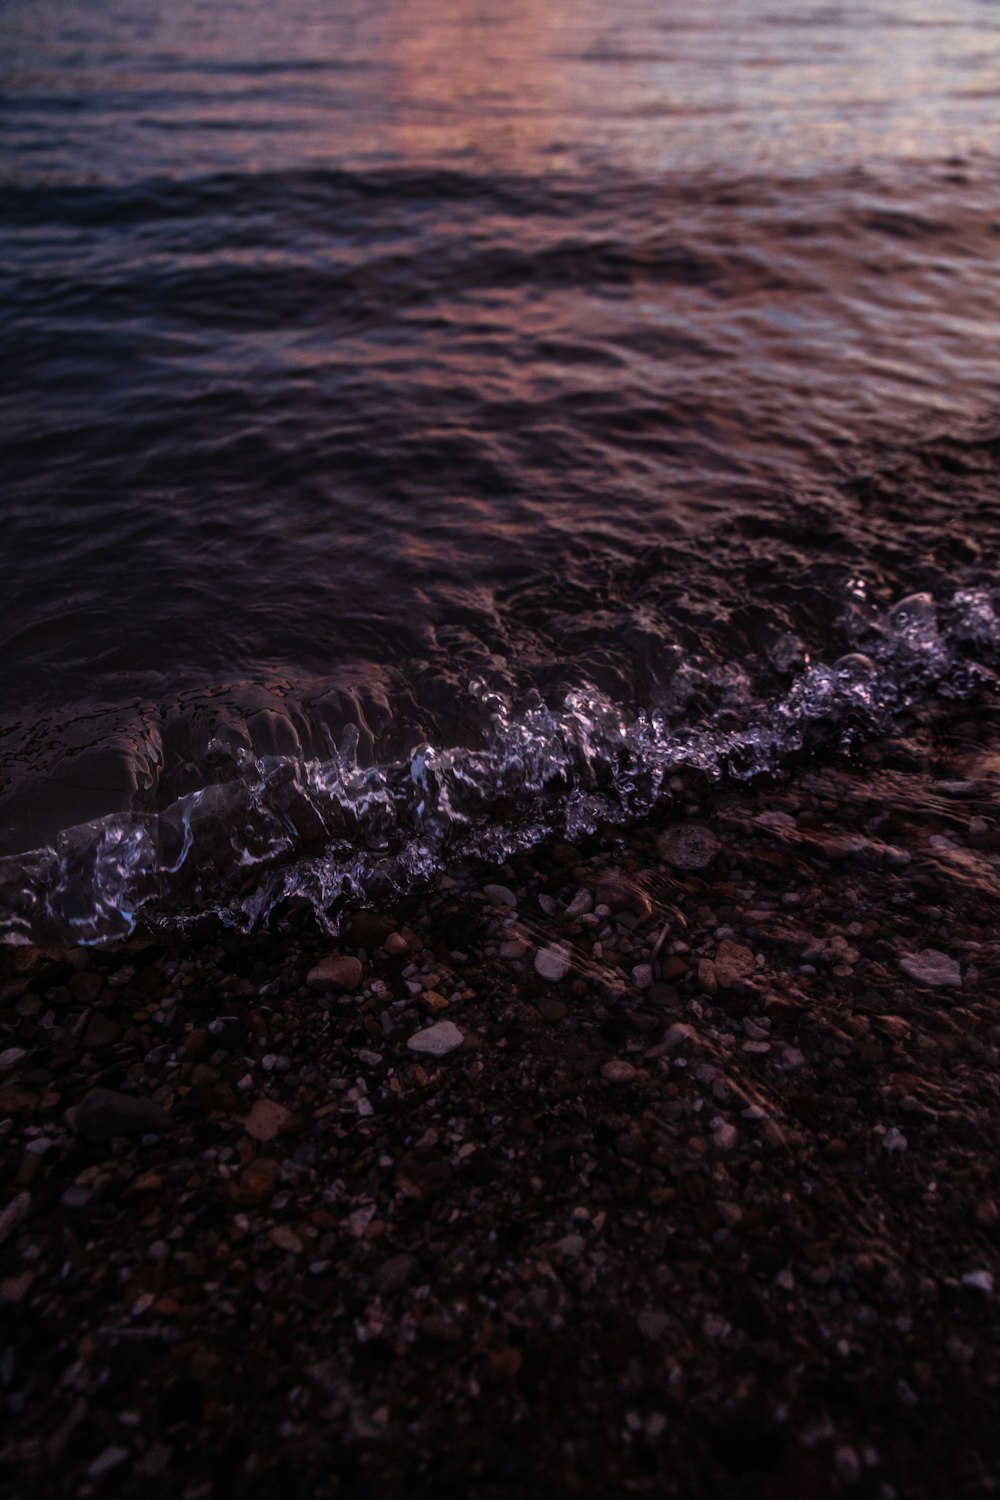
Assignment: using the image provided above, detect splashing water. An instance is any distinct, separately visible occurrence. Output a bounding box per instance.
[1,586,996,947]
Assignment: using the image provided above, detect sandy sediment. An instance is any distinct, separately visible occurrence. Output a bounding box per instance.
[1,697,999,1499]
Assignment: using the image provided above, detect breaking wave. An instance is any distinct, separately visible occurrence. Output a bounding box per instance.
[2,584,998,947]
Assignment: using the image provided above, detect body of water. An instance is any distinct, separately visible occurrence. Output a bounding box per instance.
[2,0,999,941]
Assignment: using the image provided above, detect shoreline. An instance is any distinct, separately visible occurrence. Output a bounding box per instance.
[2,695,999,1498]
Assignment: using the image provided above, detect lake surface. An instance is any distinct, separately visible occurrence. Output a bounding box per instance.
[2,0,999,941]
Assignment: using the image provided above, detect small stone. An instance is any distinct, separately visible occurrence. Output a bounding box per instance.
[0,1048,26,1074]
[135,1444,172,1480]
[68,970,104,1005]
[884,845,912,868]
[348,912,397,949]
[271,1225,303,1254]
[657,824,720,871]
[0,1272,34,1305]
[834,1446,862,1486]
[244,1099,293,1142]
[60,1184,93,1210]
[488,1346,523,1378]
[631,964,654,989]
[82,1014,122,1049]
[88,1448,129,1481]
[554,1233,585,1257]
[406,1020,464,1056]
[534,945,572,982]
[882,1127,908,1153]
[499,939,530,961]
[658,1022,698,1053]
[697,958,718,995]
[232,1157,281,1206]
[73,1088,170,1142]
[601,1060,636,1084]
[596,872,652,919]
[374,1253,417,1295]
[712,1121,738,1152]
[715,939,755,989]
[483,883,517,909]
[347,1204,376,1238]
[306,954,364,992]
[637,1309,670,1341]
[385,932,408,956]
[396,1151,452,1199]
[0,1192,31,1246]
[962,1270,994,1294]
[565,889,593,919]
[899,949,961,988]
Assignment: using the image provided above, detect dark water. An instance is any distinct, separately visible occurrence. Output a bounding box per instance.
[2,0,1000,942]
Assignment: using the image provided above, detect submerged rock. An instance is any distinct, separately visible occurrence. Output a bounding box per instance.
[406,1020,464,1056]
[657,825,720,871]
[534,944,572,982]
[73,1088,170,1142]
[899,949,961,988]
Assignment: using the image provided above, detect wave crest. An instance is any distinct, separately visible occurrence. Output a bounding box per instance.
[2,585,997,946]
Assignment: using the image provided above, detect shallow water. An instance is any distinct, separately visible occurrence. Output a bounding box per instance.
[2,0,999,940]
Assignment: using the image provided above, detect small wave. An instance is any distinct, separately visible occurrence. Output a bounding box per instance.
[1,586,997,947]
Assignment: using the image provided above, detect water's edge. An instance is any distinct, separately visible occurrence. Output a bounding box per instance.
[2,585,996,947]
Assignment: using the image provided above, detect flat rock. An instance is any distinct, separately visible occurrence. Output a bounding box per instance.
[657,824,721,871]
[483,883,517,909]
[307,954,364,992]
[595,871,652,919]
[406,1020,464,1056]
[899,949,961,988]
[715,939,756,989]
[0,1191,31,1246]
[244,1098,293,1142]
[564,888,593,919]
[73,1088,170,1142]
[534,944,572,982]
[601,1059,637,1084]
[373,1252,417,1295]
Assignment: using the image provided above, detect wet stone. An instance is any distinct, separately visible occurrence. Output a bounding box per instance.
[306,955,364,992]
[565,888,593,919]
[483,883,517,909]
[244,1099,293,1142]
[73,1088,170,1142]
[595,871,652,919]
[535,945,572,982]
[657,824,720,871]
[406,1020,464,1056]
[899,949,962,988]
[231,1158,281,1206]
[0,1192,31,1246]
[373,1253,417,1295]
[714,939,755,989]
[82,1014,121,1049]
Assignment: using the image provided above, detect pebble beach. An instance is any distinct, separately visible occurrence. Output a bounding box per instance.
[2,692,999,1499]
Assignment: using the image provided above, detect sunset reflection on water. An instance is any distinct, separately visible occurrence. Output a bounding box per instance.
[3,0,997,180]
